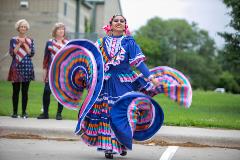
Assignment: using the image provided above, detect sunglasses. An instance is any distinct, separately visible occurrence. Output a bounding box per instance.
[113,19,125,23]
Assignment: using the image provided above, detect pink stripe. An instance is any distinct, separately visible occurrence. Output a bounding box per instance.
[183,86,188,107]
[59,51,83,99]
[110,38,117,57]
[49,45,80,110]
[77,46,97,116]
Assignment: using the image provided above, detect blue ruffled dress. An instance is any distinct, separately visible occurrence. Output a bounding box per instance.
[79,35,151,154]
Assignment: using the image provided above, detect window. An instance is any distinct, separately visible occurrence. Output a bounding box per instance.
[84,17,91,33]
[20,0,29,9]
[64,2,67,16]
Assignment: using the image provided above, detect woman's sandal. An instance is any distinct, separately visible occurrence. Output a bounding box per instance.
[105,153,113,159]
[120,150,127,156]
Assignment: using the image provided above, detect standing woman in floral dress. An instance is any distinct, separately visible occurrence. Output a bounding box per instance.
[8,19,35,118]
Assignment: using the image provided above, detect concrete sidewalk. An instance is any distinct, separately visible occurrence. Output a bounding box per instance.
[0,116,239,149]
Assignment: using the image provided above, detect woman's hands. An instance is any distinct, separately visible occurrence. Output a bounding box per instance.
[22,42,31,54]
[150,77,160,86]
[13,40,22,54]
[14,38,31,55]
[148,75,160,86]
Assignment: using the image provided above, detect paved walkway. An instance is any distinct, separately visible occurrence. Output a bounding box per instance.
[0,116,239,148]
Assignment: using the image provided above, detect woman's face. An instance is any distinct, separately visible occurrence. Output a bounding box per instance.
[111,16,126,34]
[55,27,65,38]
[18,23,28,34]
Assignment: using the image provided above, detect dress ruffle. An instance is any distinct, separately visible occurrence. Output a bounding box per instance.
[49,38,192,155]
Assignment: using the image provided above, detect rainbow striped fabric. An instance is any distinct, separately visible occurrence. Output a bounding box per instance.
[49,39,104,124]
[110,92,164,149]
[139,66,192,108]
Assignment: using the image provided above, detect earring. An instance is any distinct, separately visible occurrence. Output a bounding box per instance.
[110,29,113,36]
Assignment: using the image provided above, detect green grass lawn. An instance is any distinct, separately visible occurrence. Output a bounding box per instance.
[0,81,79,120]
[0,81,240,130]
[155,91,240,129]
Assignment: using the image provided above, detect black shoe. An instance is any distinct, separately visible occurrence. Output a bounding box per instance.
[11,113,18,118]
[37,113,49,119]
[21,113,28,119]
[105,153,113,159]
[56,113,62,120]
[120,150,127,156]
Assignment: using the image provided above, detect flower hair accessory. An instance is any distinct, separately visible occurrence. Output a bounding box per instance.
[102,24,111,35]
[125,24,131,36]
[102,15,131,36]
[102,16,114,35]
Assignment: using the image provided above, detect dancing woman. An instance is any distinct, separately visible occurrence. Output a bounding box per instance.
[79,15,159,159]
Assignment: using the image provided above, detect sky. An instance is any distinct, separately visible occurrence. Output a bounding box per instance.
[119,0,233,48]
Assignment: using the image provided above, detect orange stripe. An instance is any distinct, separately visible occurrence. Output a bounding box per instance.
[136,125,149,130]
[55,47,80,103]
[166,71,184,84]
[177,85,181,104]
[163,83,168,96]
[65,54,90,95]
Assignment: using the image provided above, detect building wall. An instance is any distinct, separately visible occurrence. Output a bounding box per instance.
[80,2,92,33]
[95,3,105,37]
[58,0,76,32]
[0,0,59,81]
[95,0,122,37]
[0,0,122,81]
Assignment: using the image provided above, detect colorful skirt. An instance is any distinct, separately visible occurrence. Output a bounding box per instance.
[80,93,127,153]
[48,39,192,155]
[79,75,135,154]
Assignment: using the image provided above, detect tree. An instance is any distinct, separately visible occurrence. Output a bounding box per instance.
[218,71,240,93]
[197,30,216,61]
[218,0,240,79]
[135,35,161,67]
[134,17,220,89]
[176,52,220,90]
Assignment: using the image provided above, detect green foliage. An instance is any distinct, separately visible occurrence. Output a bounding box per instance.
[218,0,240,93]
[197,30,216,60]
[164,19,199,51]
[134,17,221,90]
[135,35,161,66]
[176,52,220,90]
[218,71,240,93]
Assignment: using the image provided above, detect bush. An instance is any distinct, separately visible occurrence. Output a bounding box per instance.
[218,71,240,93]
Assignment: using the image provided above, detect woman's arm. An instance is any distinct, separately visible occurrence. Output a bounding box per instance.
[136,62,151,78]
[29,39,35,57]
[22,42,31,55]
[12,39,22,55]
[137,62,160,86]
[126,37,159,86]
[43,41,51,69]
